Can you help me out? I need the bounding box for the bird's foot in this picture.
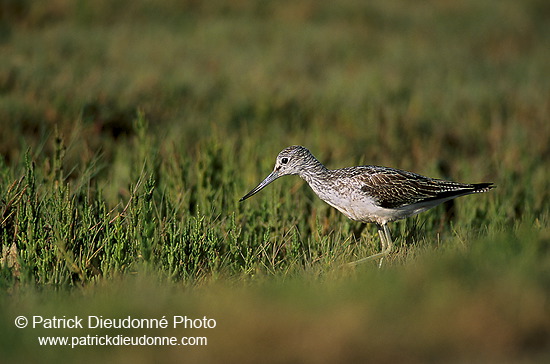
[346,250,389,268]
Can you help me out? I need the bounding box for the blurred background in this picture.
[1,0,548,178]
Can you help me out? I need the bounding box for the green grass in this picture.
[1,0,549,362]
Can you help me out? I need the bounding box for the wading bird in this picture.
[240,146,494,266]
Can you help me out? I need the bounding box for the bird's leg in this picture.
[383,224,393,253]
[377,224,393,268]
[378,224,387,252]
[346,223,391,267]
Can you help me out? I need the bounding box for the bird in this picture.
[239,145,494,266]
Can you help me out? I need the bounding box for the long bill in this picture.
[239,170,280,202]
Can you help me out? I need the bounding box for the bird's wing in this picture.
[356,167,475,209]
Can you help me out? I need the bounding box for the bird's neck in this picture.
[299,160,329,185]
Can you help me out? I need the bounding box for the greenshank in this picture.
[240,146,494,266]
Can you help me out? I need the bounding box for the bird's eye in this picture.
[281,157,289,164]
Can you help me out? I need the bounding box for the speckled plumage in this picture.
[240,145,494,266]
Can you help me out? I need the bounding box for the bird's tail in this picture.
[471,183,495,193]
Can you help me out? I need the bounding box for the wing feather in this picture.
[354,167,490,209]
